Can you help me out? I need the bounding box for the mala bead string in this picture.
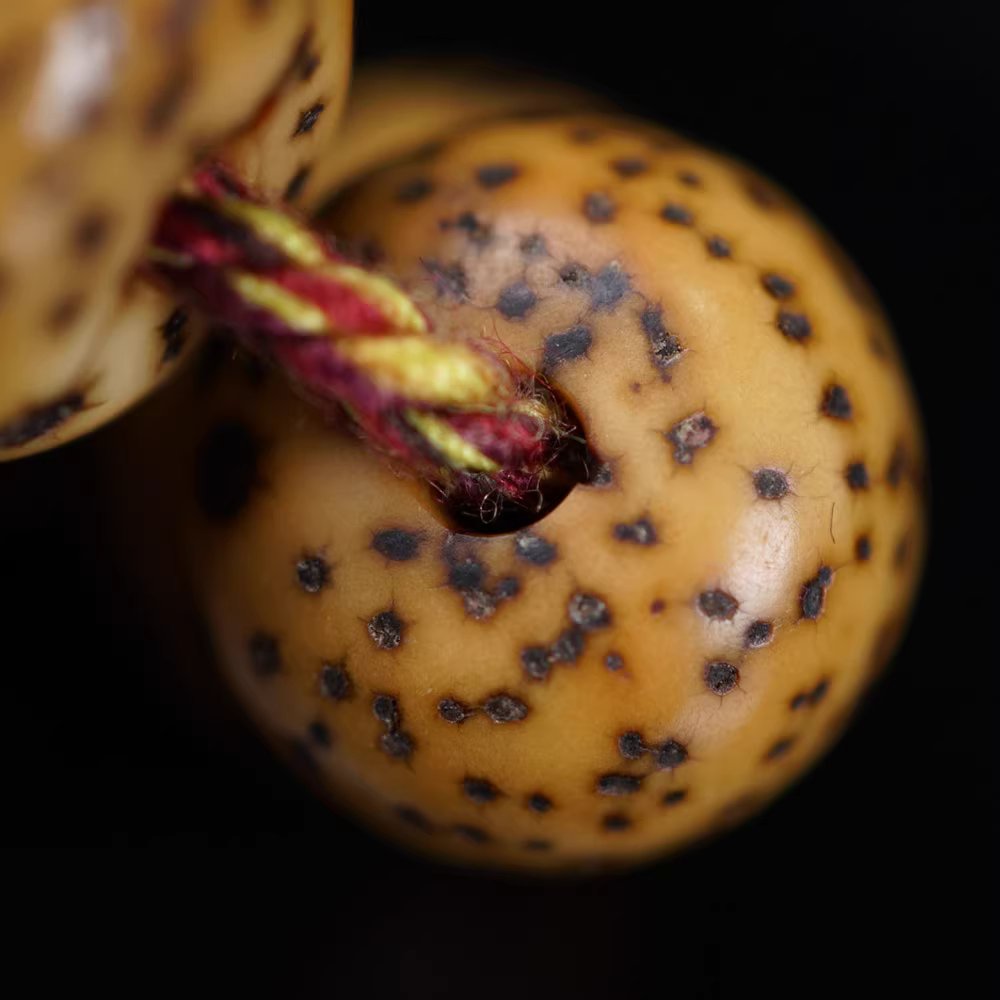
[148,163,570,508]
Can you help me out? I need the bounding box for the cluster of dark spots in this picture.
[442,211,492,247]
[602,813,631,831]
[422,259,468,300]
[569,593,611,630]
[613,518,657,545]
[319,662,352,701]
[453,824,491,844]
[520,233,548,256]
[160,307,188,363]
[72,209,112,256]
[761,273,796,300]
[666,412,717,465]
[543,326,592,370]
[496,282,537,320]
[463,777,501,804]
[765,737,796,761]
[846,462,870,490]
[706,235,732,259]
[295,553,330,593]
[476,163,519,188]
[800,566,833,620]
[821,384,853,420]
[0,392,85,449]
[372,693,415,760]
[307,720,331,748]
[611,157,648,177]
[367,610,404,649]
[46,291,85,334]
[527,793,554,814]
[143,62,192,136]
[744,620,774,649]
[248,632,281,678]
[372,528,423,562]
[641,307,683,373]
[790,677,830,711]
[395,805,433,832]
[604,652,625,672]
[523,839,553,851]
[662,789,688,807]
[443,540,517,620]
[195,421,261,520]
[590,263,631,310]
[292,101,325,137]
[678,170,701,186]
[777,311,812,342]
[698,589,739,621]
[752,467,789,500]
[704,660,739,696]
[515,531,557,566]
[855,534,872,562]
[395,177,434,203]
[661,203,694,226]
[583,192,616,223]
[597,774,643,796]
[887,443,909,488]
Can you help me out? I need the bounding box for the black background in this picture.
[0,1,992,996]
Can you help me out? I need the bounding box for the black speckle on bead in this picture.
[662,789,688,806]
[613,518,658,546]
[543,326,592,370]
[307,720,331,748]
[706,235,732,259]
[515,532,557,566]
[520,233,548,256]
[0,392,86,450]
[583,192,616,223]
[611,157,648,177]
[283,165,312,203]
[777,311,812,342]
[367,610,404,650]
[496,577,520,600]
[448,556,486,592]
[678,170,701,186]
[650,598,667,615]
[590,263,631,311]
[450,211,492,246]
[476,163,519,188]
[248,632,280,677]
[704,660,739,696]
[661,203,694,225]
[605,652,625,672]
[438,698,473,724]
[381,730,414,760]
[765,737,796,761]
[549,626,586,665]
[527,793,553,814]
[521,646,551,681]
[463,588,498,621]
[855,534,872,562]
[319,662,352,701]
[800,567,832,620]
[698,589,739,621]
[453,824,491,844]
[655,739,688,770]
[744,620,774,648]
[422,259,468,300]
[372,694,400,728]
[372,528,422,562]
[569,593,611,630]
[559,262,590,289]
[597,774,643,796]
[396,177,434,203]
[483,693,529,724]
[463,777,501,804]
[666,412,716,465]
[618,731,646,760]
[588,461,614,488]
[790,691,810,711]
[497,282,537,320]
[810,678,830,705]
[641,307,683,373]
[292,101,324,137]
[395,805,433,832]
[296,553,330,593]
[752,468,789,500]
[761,273,796,299]
[195,421,261,521]
[846,462,870,490]
[160,307,188,363]
[821,384,853,420]
[602,813,631,831]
